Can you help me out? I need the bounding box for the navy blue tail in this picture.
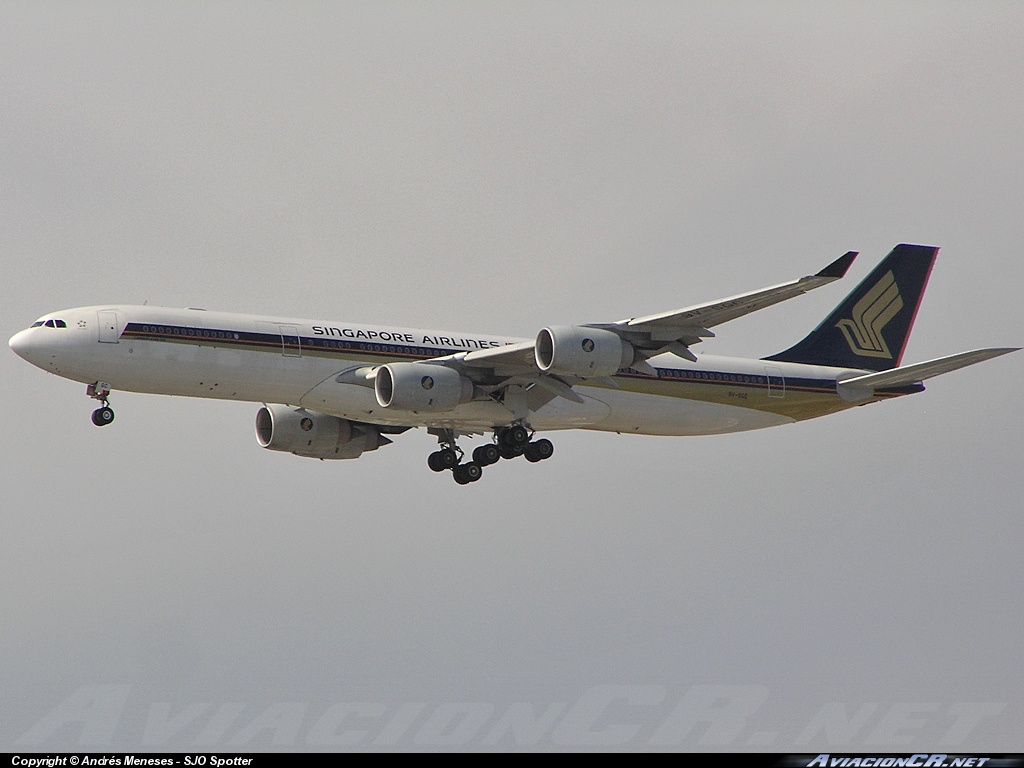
[765,244,938,371]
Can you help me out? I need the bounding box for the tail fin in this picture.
[765,244,938,371]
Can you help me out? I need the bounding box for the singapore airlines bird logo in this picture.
[836,270,903,358]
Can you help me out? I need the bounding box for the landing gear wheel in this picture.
[437,448,459,470]
[91,406,114,427]
[427,451,447,472]
[473,444,500,467]
[523,438,554,463]
[505,425,530,448]
[453,462,482,485]
[499,443,524,460]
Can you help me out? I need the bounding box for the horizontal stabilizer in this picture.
[837,348,1019,398]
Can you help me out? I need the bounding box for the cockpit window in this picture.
[55,319,67,328]
[31,321,44,328]
[44,319,55,328]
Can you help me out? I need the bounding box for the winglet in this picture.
[816,251,858,279]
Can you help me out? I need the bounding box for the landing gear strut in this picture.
[87,382,115,427]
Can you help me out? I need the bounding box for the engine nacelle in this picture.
[255,405,385,460]
[535,326,634,378]
[374,362,474,412]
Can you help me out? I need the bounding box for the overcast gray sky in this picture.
[2,1,1023,752]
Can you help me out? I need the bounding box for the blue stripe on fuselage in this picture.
[121,322,917,398]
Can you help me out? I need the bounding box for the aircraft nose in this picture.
[8,329,33,361]
[8,327,55,369]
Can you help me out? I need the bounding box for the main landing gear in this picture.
[495,425,554,463]
[426,425,554,485]
[427,429,482,485]
[87,381,115,427]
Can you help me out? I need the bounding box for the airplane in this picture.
[9,244,1018,485]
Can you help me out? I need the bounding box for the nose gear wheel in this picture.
[91,406,115,427]
[86,382,115,427]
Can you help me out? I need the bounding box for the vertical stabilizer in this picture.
[765,244,938,371]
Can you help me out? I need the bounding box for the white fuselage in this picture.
[9,305,882,436]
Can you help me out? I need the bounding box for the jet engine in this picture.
[535,326,634,378]
[374,362,475,412]
[255,404,387,460]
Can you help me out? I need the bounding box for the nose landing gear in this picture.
[87,381,115,427]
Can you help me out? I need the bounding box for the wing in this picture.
[449,342,577,410]
[584,251,858,360]
[358,251,859,407]
[623,251,857,331]
[460,340,537,374]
